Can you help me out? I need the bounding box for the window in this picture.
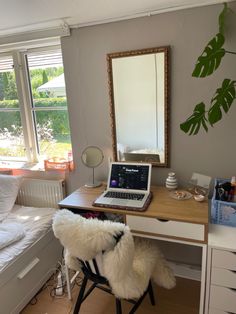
[0,55,27,160]
[0,46,72,164]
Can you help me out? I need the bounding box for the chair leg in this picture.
[129,281,155,314]
[116,298,122,314]
[73,277,88,314]
[148,281,155,306]
[129,290,148,314]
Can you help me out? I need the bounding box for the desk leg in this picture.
[199,244,207,314]
[204,247,212,314]
[65,265,80,300]
[65,264,72,300]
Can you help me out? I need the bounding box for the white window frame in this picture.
[0,43,67,163]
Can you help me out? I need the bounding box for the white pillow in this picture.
[0,175,23,222]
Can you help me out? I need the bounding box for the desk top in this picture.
[59,184,209,225]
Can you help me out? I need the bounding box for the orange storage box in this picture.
[44,158,74,171]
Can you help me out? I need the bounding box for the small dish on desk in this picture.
[194,194,205,202]
[170,190,192,200]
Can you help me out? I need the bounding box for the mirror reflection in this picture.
[107,47,169,167]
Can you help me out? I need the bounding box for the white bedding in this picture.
[0,223,25,250]
[0,205,57,272]
[130,148,164,162]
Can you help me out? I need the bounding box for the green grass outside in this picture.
[0,141,72,160]
[40,141,72,159]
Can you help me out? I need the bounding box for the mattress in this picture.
[0,205,57,272]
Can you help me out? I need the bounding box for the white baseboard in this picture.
[168,261,201,281]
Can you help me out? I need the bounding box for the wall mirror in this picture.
[107,46,170,167]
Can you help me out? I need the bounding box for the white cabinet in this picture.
[205,224,236,314]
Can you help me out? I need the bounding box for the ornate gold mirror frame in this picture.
[107,46,170,167]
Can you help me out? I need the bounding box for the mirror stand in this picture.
[85,167,102,188]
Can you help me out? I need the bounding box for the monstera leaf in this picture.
[192,33,225,77]
[180,3,236,136]
[218,3,228,34]
[208,79,236,125]
[180,102,208,135]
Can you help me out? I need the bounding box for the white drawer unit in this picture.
[209,285,236,313]
[126,215,205,241]
[205,225,236,314]
[211,267,236,289]
[212,249,236,271]
[209,308,235,314]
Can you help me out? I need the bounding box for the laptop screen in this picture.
[108,163,151,191]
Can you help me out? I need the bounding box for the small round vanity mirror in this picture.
[81,146,104,188]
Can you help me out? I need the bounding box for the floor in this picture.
[21,276,200,314]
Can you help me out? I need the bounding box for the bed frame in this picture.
[0,178,65,314]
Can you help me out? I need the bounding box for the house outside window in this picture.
[0,45,72,165]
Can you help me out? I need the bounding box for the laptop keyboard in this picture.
[104,191,145,201]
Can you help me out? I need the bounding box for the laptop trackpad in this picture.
[111,199,128,206]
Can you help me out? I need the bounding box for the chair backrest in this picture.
[78,230,124,285]
[80,258,108,285]
[53,209,129,263]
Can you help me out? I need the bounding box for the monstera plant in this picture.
[180,3,236,135]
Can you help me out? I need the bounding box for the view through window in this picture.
[0,46,72,164]
[0,55,27,160]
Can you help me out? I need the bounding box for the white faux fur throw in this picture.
[53,209,176,299]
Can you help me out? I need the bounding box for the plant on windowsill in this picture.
[180,3,236,135]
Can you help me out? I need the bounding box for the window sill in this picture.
[0,160,73,173]
[0,161,45,172]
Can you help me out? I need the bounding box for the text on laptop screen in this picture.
[109,164,149,191]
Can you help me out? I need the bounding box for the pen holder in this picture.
[211,178,236,228]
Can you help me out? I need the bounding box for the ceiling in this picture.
[0,0,227,36]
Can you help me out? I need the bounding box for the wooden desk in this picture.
[59,184,209,314]
[59,184,208,243]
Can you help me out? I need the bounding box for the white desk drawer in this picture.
[209,308,234,314]
[212,249,236,271]
[126,215,205,241]
[209,285,236,313]
[211,267,236,289]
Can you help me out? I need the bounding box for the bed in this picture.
[123,152,160,163]
[0,175,65,314]
[117,143,164,163]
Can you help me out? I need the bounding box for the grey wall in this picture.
[61,2,236,193]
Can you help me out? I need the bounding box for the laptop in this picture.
[93,162,152,209]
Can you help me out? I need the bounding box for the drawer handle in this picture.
[17,257,40,279]
[229,287,236,292]
[156,219,169,222]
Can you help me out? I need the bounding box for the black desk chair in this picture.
[53,209,176,314]
[74,250,155,313]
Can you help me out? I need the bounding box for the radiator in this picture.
[16,178,65,208]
